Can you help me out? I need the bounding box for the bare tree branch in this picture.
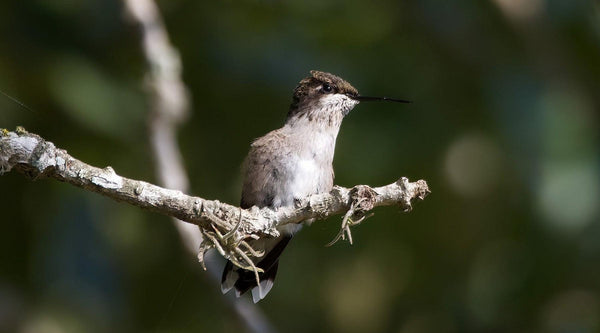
[1,128,430,271]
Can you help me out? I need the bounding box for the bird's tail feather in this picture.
[221,235,292,303]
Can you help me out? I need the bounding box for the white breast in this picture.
[271,126,336,209]
[290,158,322,199]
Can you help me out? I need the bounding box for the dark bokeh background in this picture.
[1,1,599,332]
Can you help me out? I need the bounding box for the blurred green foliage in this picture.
[1,0,599,332]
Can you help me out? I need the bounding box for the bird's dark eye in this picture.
[322,83,333,93]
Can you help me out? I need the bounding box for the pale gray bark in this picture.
[1,129,429,237]
[0,128,430,276]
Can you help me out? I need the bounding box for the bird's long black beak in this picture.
[351,95,412,103]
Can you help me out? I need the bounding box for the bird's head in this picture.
[287,70,410,125]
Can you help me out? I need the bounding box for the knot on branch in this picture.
[351,185,377,211]
[397,177,431,212]
[414,179,431,200]
[326,185,377,246]
[0,127,69,180]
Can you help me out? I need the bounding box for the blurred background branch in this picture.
[122,0,275,332]
[124,0,195,249]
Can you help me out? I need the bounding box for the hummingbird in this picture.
[221,70,409,302]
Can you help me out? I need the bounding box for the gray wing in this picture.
[240,129,294,209]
